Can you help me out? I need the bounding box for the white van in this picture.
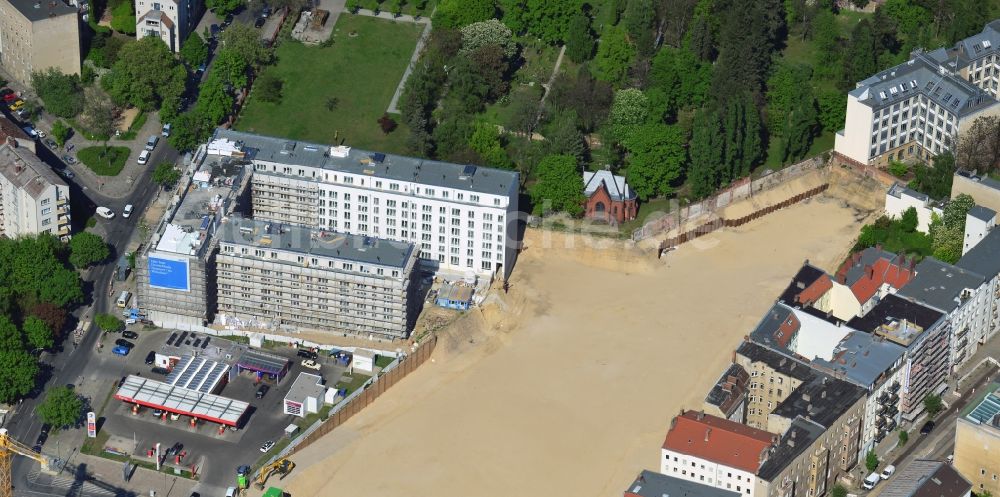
[116,290,131,308]
[225,487,237,497]
[881,465,896,479]
[862,472,881,490]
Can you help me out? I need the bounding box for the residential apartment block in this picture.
[137,149,251,330]
[954,384,1000,496]
[848,294,951,421]
[661,410,778,497]
[211,129,520,280]
[834,20,1000,167]
[897,258,989,371]
[0,142,71,240]
[734,342,817,432]
[216,215,418,339]
[955,229,1000,355]
[0,0,81,86]
[135,0,200,52]
[884,183,942,234]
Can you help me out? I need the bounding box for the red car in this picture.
[1,93,17,103]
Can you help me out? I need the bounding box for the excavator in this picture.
[0,428,56,497]
[254,459,295,489]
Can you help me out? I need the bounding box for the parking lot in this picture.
[100,327,354,490]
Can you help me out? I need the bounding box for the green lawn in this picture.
[236,15,422,153]
[334,373,371,395]
[374,354,395,368]
[620,197,673,235]
[77,146,130,176]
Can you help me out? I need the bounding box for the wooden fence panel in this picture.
[290,336,438,454]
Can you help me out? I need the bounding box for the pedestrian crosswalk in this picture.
[26,469,118,497]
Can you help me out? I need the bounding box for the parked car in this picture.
[162,123,171,137]
[44,138,57,148]
[9,99,24,111]
[296,349,317,359]
[115,338,134,348]
[123,204,134,218]
[122,330,139,339]
[21,126,37,138]
[16,108,30,119]
[862,472,880,490]
[209,24,220,38]
[151,366,171,375]
[262,5,271,17]
[34,424,50,453]
[62,154,76,165]
[112,345,130,356]
[920,420,936,434]
[301,359,321,370]
[137,149,151,165]
[145,350,156,365]
[254,16,266,28]
[153,409,164,417]
[57,168,74,179]
[255,384,269,399]
[96,206,115,219]
[259,440,275,453]
[145,135,159,151]
[880,465,896,480]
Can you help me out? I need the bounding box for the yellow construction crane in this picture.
[254,459,295,489]
[0,428,52,497]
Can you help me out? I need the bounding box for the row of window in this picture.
[256,164,505,206]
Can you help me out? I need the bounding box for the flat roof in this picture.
[114,375,249,426]
[771,373,866,428]
[220,215,415,268]
[285,372,326,402]
[624,470,742,497]
[962,383,1000,424]
[957,229,1000,279]
[847,294,945,343]
[213,128,519,196]
[968,205,996,222]
[7,0,77,22]
[237,349,289,376]
[165,356,229,394]
[888,182,930,203]
[897,258,985,313]
[811,331,906,387]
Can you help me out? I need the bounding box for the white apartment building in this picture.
[211,129,520,281]
[135,0,199,52]
[0,142,71,240]
[885,182,943,233]
[661,410,777,497]
[216,215,419,339]
[835,21,1000,168]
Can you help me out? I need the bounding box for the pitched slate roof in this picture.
[778,263,833,307]
[584,170,635,201]
[880,460,972,497]
[662,410,777,474]
[836,247,915,306]
[967,205,996,222]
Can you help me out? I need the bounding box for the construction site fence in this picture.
[658,184,830,252]
[287,335,438,456]
[633,156,825,241]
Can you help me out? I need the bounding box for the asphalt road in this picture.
[6,139,179,496]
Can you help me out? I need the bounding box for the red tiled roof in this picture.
[796,274,833,306]
[662,411,778,474]
[849,258,914,305]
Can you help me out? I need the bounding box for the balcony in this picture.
[58,225,70,236]
[890,382,901,393]
[57,197,67,206]
[876,417,886,428]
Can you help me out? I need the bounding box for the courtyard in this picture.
[235,14,423,153]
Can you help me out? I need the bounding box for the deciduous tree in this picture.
[31,68,83,118]
[207,0,241,16]
[220,23,273,69]
[923,393,943,417]
[622,123,686,199]
[94,313,123,333]
[688,109,724,198]
[69,232,110,269]
[460,19,517,59]
[499,0,578,44]
[37,386,83,429]
[27,302,68,339]
[102,37,186,112]
[179,32,209,68]
[592,24,635,87]
[0,350,38,403]
[608,88,649,144]
[530,154,584,215]
[433,0,495,29]
[152,162,182,188]
[51,120,72,147]
[955,116,1000,174]
[468,122,511,169]
[865,450,879,472]
[564,11,595,63]
[22,316,53,351]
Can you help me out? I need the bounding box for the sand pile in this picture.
[281,193,873,497]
